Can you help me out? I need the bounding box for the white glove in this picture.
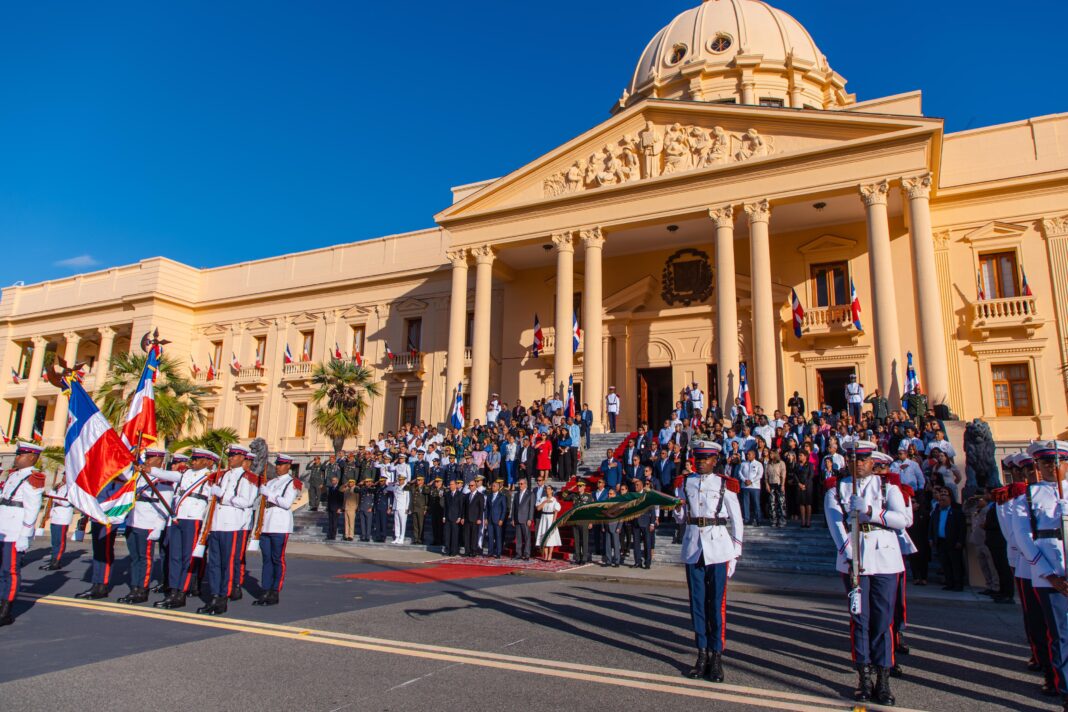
[15,537,29,553]
[211,485,223,498]
[259,486,269,497]
[848,496,866,514]
[1057,499,1068,517]
[727,558,737,578]
[841,542,853,561]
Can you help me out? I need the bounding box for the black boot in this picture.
[874,667,896,706]
[1043,672,1059,697]
[1061,693,1068,712]
[253,589,279,607]
[74,584,108,600]
[706,650,724,683]
[196,596,227,616]
[229,587,243,601]
[188,580,201,597]
[854,664,873,702]
[117,587,148,604]
[685,649,708,679]
[38,561,61,571]
[895,633,910,655]
[151,583,168,594]
[0,601,13,626]
[890,664,903,678]
[154,591,186,610]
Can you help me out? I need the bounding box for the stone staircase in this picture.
[578,432,630,474]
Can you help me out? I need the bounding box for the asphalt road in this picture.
[0,541,1052,712]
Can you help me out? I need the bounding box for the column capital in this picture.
[471,244,496,265]
[63,331,81,343]
[31,335,47,347]
[579,227,605,249]
[743,199,771,224]
[708,205,735,228]
[446,248,468,267]
[859,179,891,207]
[551,231,575,253]
[1041,215,1068,240]
[901,172,932,200]
[97,325,114,339]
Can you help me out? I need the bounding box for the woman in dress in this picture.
[535,485,562,561]
[535,433,553,479]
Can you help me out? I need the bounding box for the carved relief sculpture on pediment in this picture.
[543,122,776,198]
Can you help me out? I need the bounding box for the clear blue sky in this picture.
[1,1,1064,287]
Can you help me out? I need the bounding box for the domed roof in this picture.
[619,0,851,112]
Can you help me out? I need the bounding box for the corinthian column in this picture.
[553,232,575,398]
[444,249,469,416]
[901,173,949,406]
[860,179,903,402]
[581,228,605,433]
[745,199,779,412]
[19,336,47,440]
[710,206,739,408]
[469,246,494,423]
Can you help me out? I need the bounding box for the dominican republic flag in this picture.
[283,344,294,364]
[0,425,8,444]
[230,352,241,372]
[566,374,576,419]
[385,341,395,361]
[333,342,344,360]
[450,383,465,429]
[904,351,919,398]
[206,355,216,382]
[301,344,310,362]
[121,346,159,449]
[190,357,200,378]
[850,279,863,330]
[64,378,136,524]
[1022,269,1033,296]
[738,363,752,414]
[976,269,986,301]
[32,424,43,443]
[532,314,544,358]
[10,367,20,385]
[408,341,419,358]
[791,289,805,338]
[572,312,581,352]
[353,346,363,367]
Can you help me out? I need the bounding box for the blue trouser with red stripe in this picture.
[49,523,69,564]
[238,529,250,585]
[843,573,897,667]
[0,542,20,603]
[1019,576,1052,673]
[125,527,155,590]
[1038,587,1068,694]
[90,522,117,586]
[685,559,728,652]
[207,530,241,598]
[260,533,289,592]
[167,519,202,593]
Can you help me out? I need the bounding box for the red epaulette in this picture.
[881,472,902,488]
[27,470,46,488]
[673,475,685,490]
[823,476,838,493]
[291,477,304,490]
[723,477,741,495]
[898,484,915,507]
[243,471,259,485]
[1009,482,1028,499]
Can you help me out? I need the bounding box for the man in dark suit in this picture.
[672,425,690,462]
[624,454,643,483]
[442,480,465,556]
[600,450,622,491]
[654,448,676,492]
[463,480,486,556]
[929,487,966,591]
[484,480,508,558]
[511,478,535,559]
[580,403,594,449]
[630,478,656,569]
[325,477,344,541]
[517,436,533,488]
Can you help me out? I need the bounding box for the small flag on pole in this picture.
[385,341,395,361]
[976,269,986,301]
[450,383,465,429]
[283,344,294,365]
[230,353,241,372]
[791,289,805,338]
[572,312,581,352]
[738,363,752,414]
[32,424,43,443]
[904,351,919,400]
[10,367,21,385]
[190,357,200,378]
[567,374,576,419]
[1022,268,1033,297]
[0,425,8,444]
[333,342,343,360]
[532,314,544,358]
[353,346,363,367]
[850,279,863,331]
[206,355,216,382]
[121,346,159,449]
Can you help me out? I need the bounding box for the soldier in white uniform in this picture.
[153,448,218,610]
[1011,440,1068,707]
[118,447,175,604]
[253,454,301,606]
[873,450,917,678]
[680,440,743,683]
[0,442,45,627]
[39,473,74,571]
[605,386,620,433]
[197,445,257,616]
[390,473,411,544]
[845,374,864,423]
[825,439,909,706]
[690,381,704,416]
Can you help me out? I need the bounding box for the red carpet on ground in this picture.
[336,563,518,584]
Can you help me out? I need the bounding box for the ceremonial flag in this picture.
[333,342,344,360]
[121,346,159,449]
[976,269,986,301]
[64,379,136,524]
[739,362,752,413]
[1022,269,1033,296]
[283,344,294,364]
[32,424,43,443]
[532,314,544,358]
[567,374,576,419]
[450,383,465,429]
[385,341,395,361]
[572,312,581,352]
[353,346,363,367]
[791,289,805,338]
[230,352,241,372]
[301,344,310,362]
[538,489,681,547]
[206,355,216,382]
[904,351,919,401]
[0,425,8,444]
[850,279,863,330]
[10,367,20,385]
[190,357,200,378]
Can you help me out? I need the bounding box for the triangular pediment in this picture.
[798,234,858,254]
[437,99,940,223]
[200,323,228,336]
[605,276,657,314]
[393,298,428,314]
[291,311,323,326]
[338,305,371,319]
[962,221,1029,244]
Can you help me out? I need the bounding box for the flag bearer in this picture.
[75,485,122,600]
[0,442,45,627]
[197,445,256,616]
[153,448,217,610]
[681,440,742,683]
[118,447,175,604]
[253,454,301,607]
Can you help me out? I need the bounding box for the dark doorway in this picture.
[637,367,673,428]
[707,364,719,412]
[817,367,856,413]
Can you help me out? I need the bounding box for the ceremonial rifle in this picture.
[193,465,220,559]
[35,471,61,536]
[848,446,863,616]
[130,431,176,520]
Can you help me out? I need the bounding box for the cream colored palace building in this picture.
[2,0,1067,454]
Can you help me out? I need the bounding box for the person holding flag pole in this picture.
[117,446,176,604]
[0,441,46,626]
[450,383,465,430]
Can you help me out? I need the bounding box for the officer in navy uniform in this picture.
[253,454,301,606]
[118,447,175,604]
[825,439,909,706]
[681,440,743,683]
[197,444,256,616]
[153,448,217,609]
[1011,440,1068,709]
[0,442,45,627]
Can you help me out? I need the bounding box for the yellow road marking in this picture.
[25,593,922,712]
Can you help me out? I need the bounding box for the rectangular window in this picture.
[405,318,422,355]
[211,341,223,370]
[759,97,784,107]
[979,251,1020,299]
[400,396,418,428]
[247,405,260,438]
[9,402,23,438]
[294,403,307,437]
[300,331,314,361]
[810,262,849,308]
[991,363,1034,416]
[350,325,365,358]
[204,407,215,429]
[254,336,267,368]
[465,312,474,348]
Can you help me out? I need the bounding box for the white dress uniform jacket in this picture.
[128,470,176,537]
[1011,482,1067,587]
[47,482,75,527]
[998,491,1029,574]
[157,467,213,521]
[680,474,743,574]
[690,389,704,413]
[260,474,301,534]
[0,468,45,548]
[212,467,257,532]
[825,475,908,576]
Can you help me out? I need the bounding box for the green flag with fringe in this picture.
[538,489,681,547]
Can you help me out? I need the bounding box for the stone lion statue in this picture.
[964,418,998,488]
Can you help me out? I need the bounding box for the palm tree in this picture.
[311,359,381,455]
[169,427,240,461]
[96,352,209,445]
